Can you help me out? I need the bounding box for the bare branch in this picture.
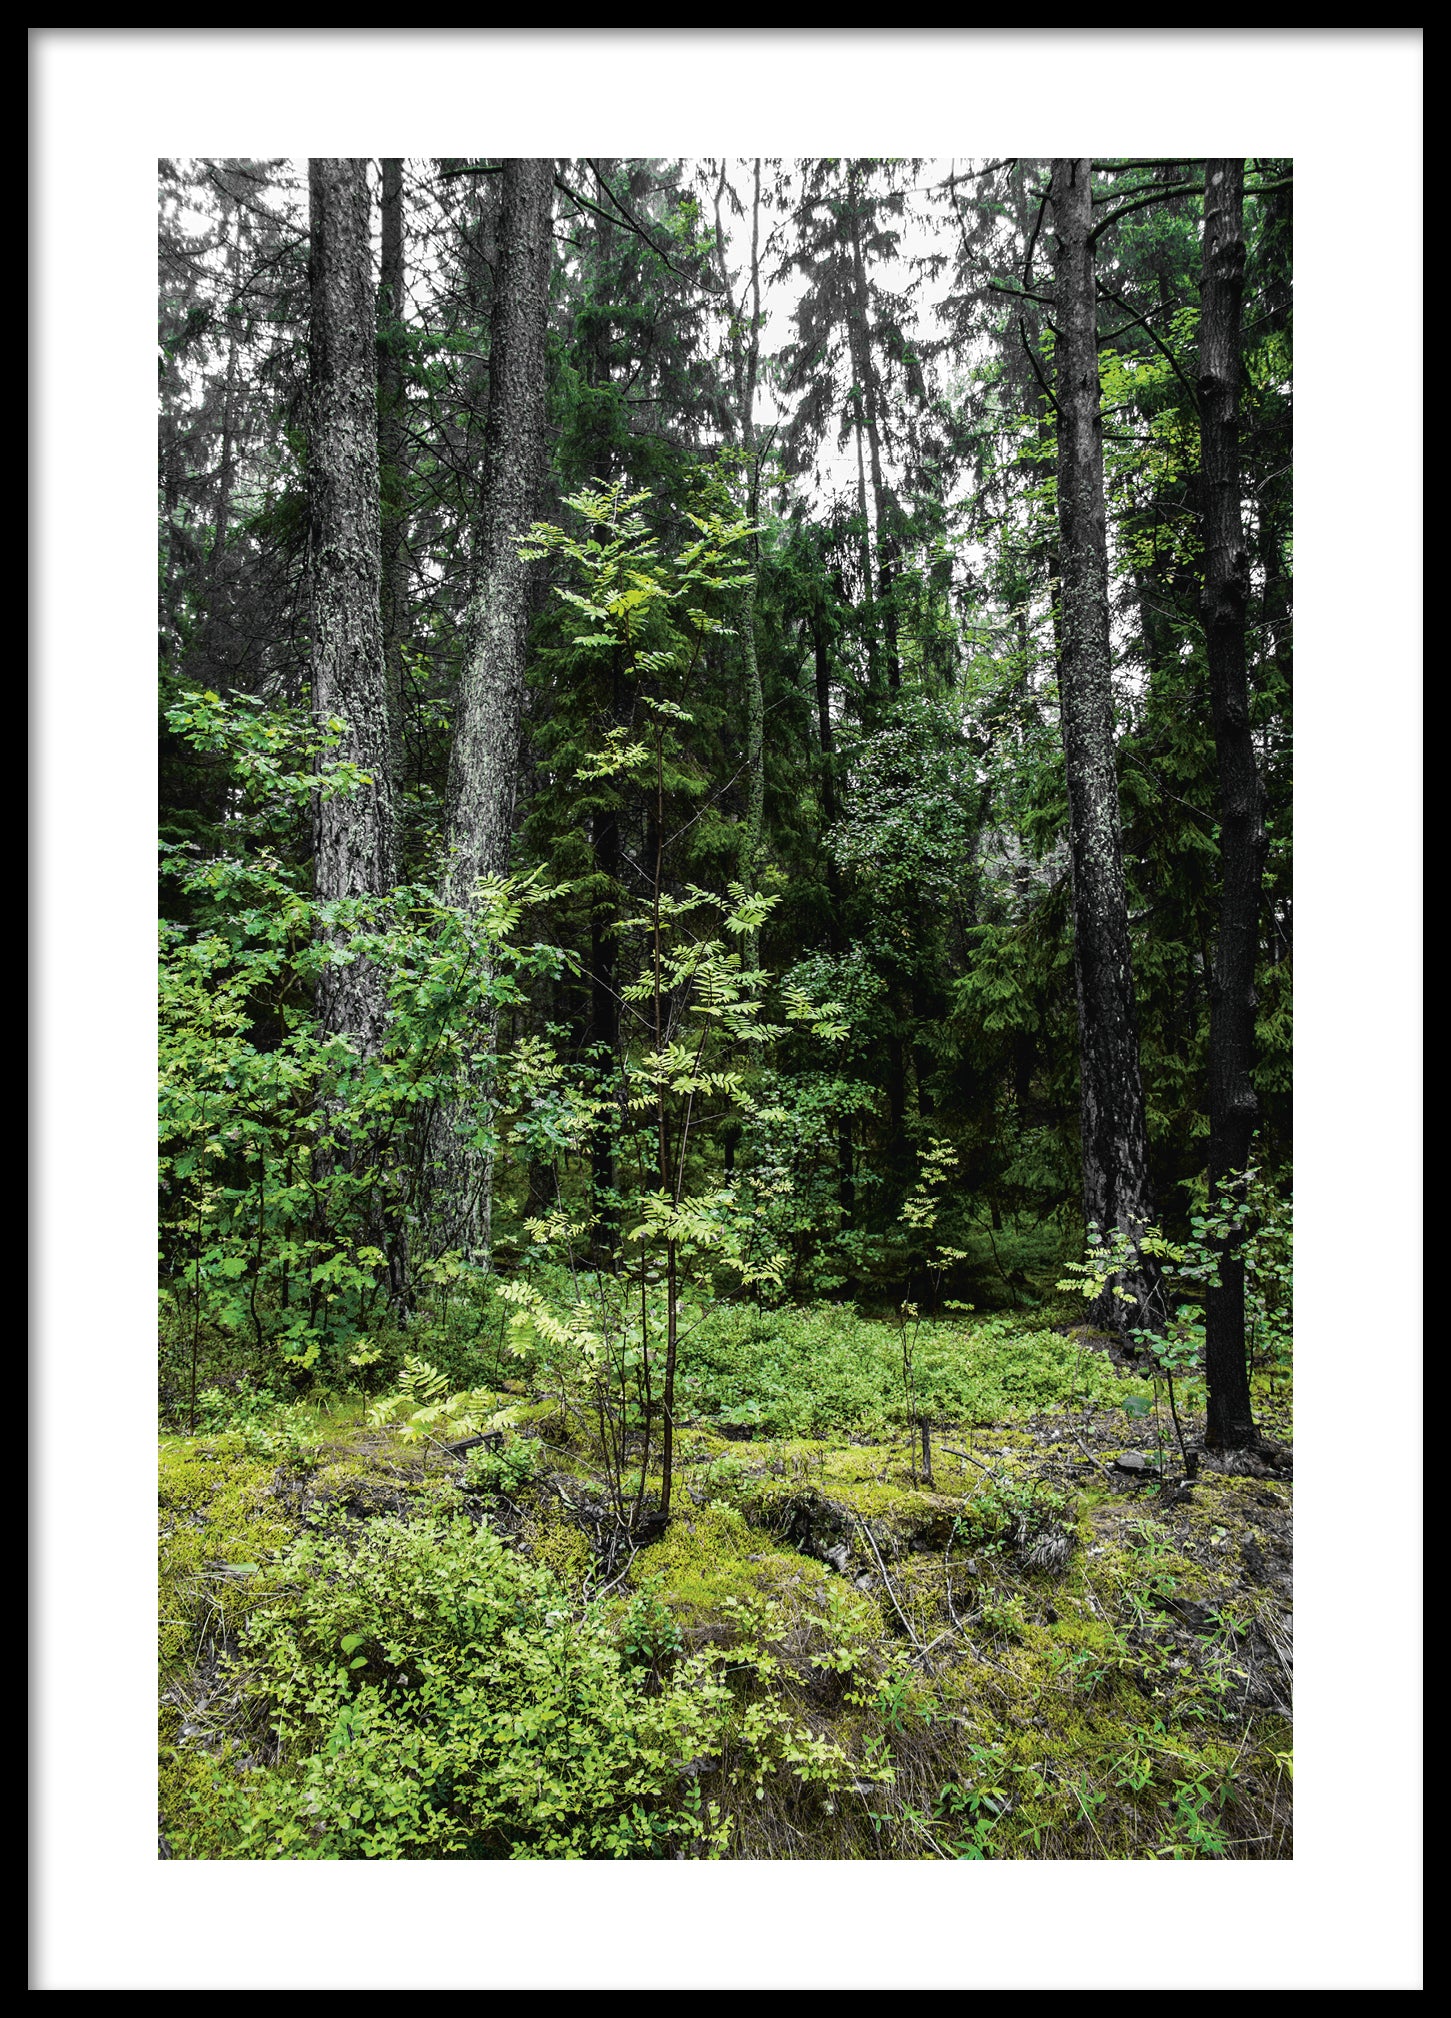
[1088,182,1201,243]
[1023,171,1052,290]
[1096,279,1200,412]
[1019,316,1061,419]
[586,160,717,293]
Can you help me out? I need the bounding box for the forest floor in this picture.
[159,1320,1292,1861]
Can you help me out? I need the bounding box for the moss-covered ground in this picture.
[160,1312,1292,1861]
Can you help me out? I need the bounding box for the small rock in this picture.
[1111,1453,1156,1475]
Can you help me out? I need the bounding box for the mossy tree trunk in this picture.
[1048,158,1162,1335]
[846,162,900,699]
[307,157,404,1301]
[436,157,554,1268]
[307,157,397,1050]
[377,157,410,792]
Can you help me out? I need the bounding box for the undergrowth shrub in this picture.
[170,1384,327,1462]
[173,1511,732,1860]
[682,1304,1123,1436]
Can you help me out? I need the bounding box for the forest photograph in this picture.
[153,145,1297,1868]
[28,21,1423,1997]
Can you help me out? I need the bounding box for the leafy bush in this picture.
[364,1355,517,1449]
[680,1303,1123,1437]
[158,689,571,1409]
[463,1435,541,1498]
[176,1383,325,1461]
[174,1511,731,1860]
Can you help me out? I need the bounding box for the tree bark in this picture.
[377,157,410,794]
[1049,159,1162,1333]
[811,606,854,1227]
[437,157,554,1266]
[813,611,841,842]
[444,157,554,906]
[846,164,901,696]
[711,160,766,964]
[307,157,405,1306]
[307,158,397,1054]
[589,793,621,1243]
[1199,160,1269,1448]
[739,165,766,965]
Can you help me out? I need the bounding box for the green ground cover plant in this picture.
[155,156,1297,1870]
[161,1299,1291,1863]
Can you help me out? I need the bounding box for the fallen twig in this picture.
[852,1513,932,1667]
[940,1444,1006,1483]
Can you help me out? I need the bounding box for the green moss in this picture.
[159,1436,292,1672]
[157,1378,1291,1863]
[304,1457,453,1517]
[527,1509,594,1594]
[637,1501,816,1616]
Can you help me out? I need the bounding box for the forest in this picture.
[156,152,1295,1865]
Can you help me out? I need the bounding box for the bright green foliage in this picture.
[492,869,846,1518]
[158,160,1294,1868]
[463,1434,541,1499]
[493,485,851,1517]
[161,1290,1292,1865]
[1056,1160,1292,1381]
[675,1304,1124,1439]
[364,1355,518,1449]
[173,1510,733,1859]
[1057,1157,1294,1465]
[158,690,573,1409]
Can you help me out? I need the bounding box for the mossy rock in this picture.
[720,1438,1070,1574]
[637,1501,813,1615]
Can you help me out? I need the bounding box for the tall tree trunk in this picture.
[444,157,553,905]
[851,424,881,701]
[377,157,410,796]
[1200,160,1269,1449]
[589,791,621,1245]
[437,157,554,1266]
[811,609,853,1228]
[813,610,840,843]
[846,164,900,695]
[738,164,766,966]
[198,219,244,685]
[711,160,766,961]
[307,157,396,1053]
[1048,158,1162,1333]
[307,158,403,1303]
[584,215,622,1251]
